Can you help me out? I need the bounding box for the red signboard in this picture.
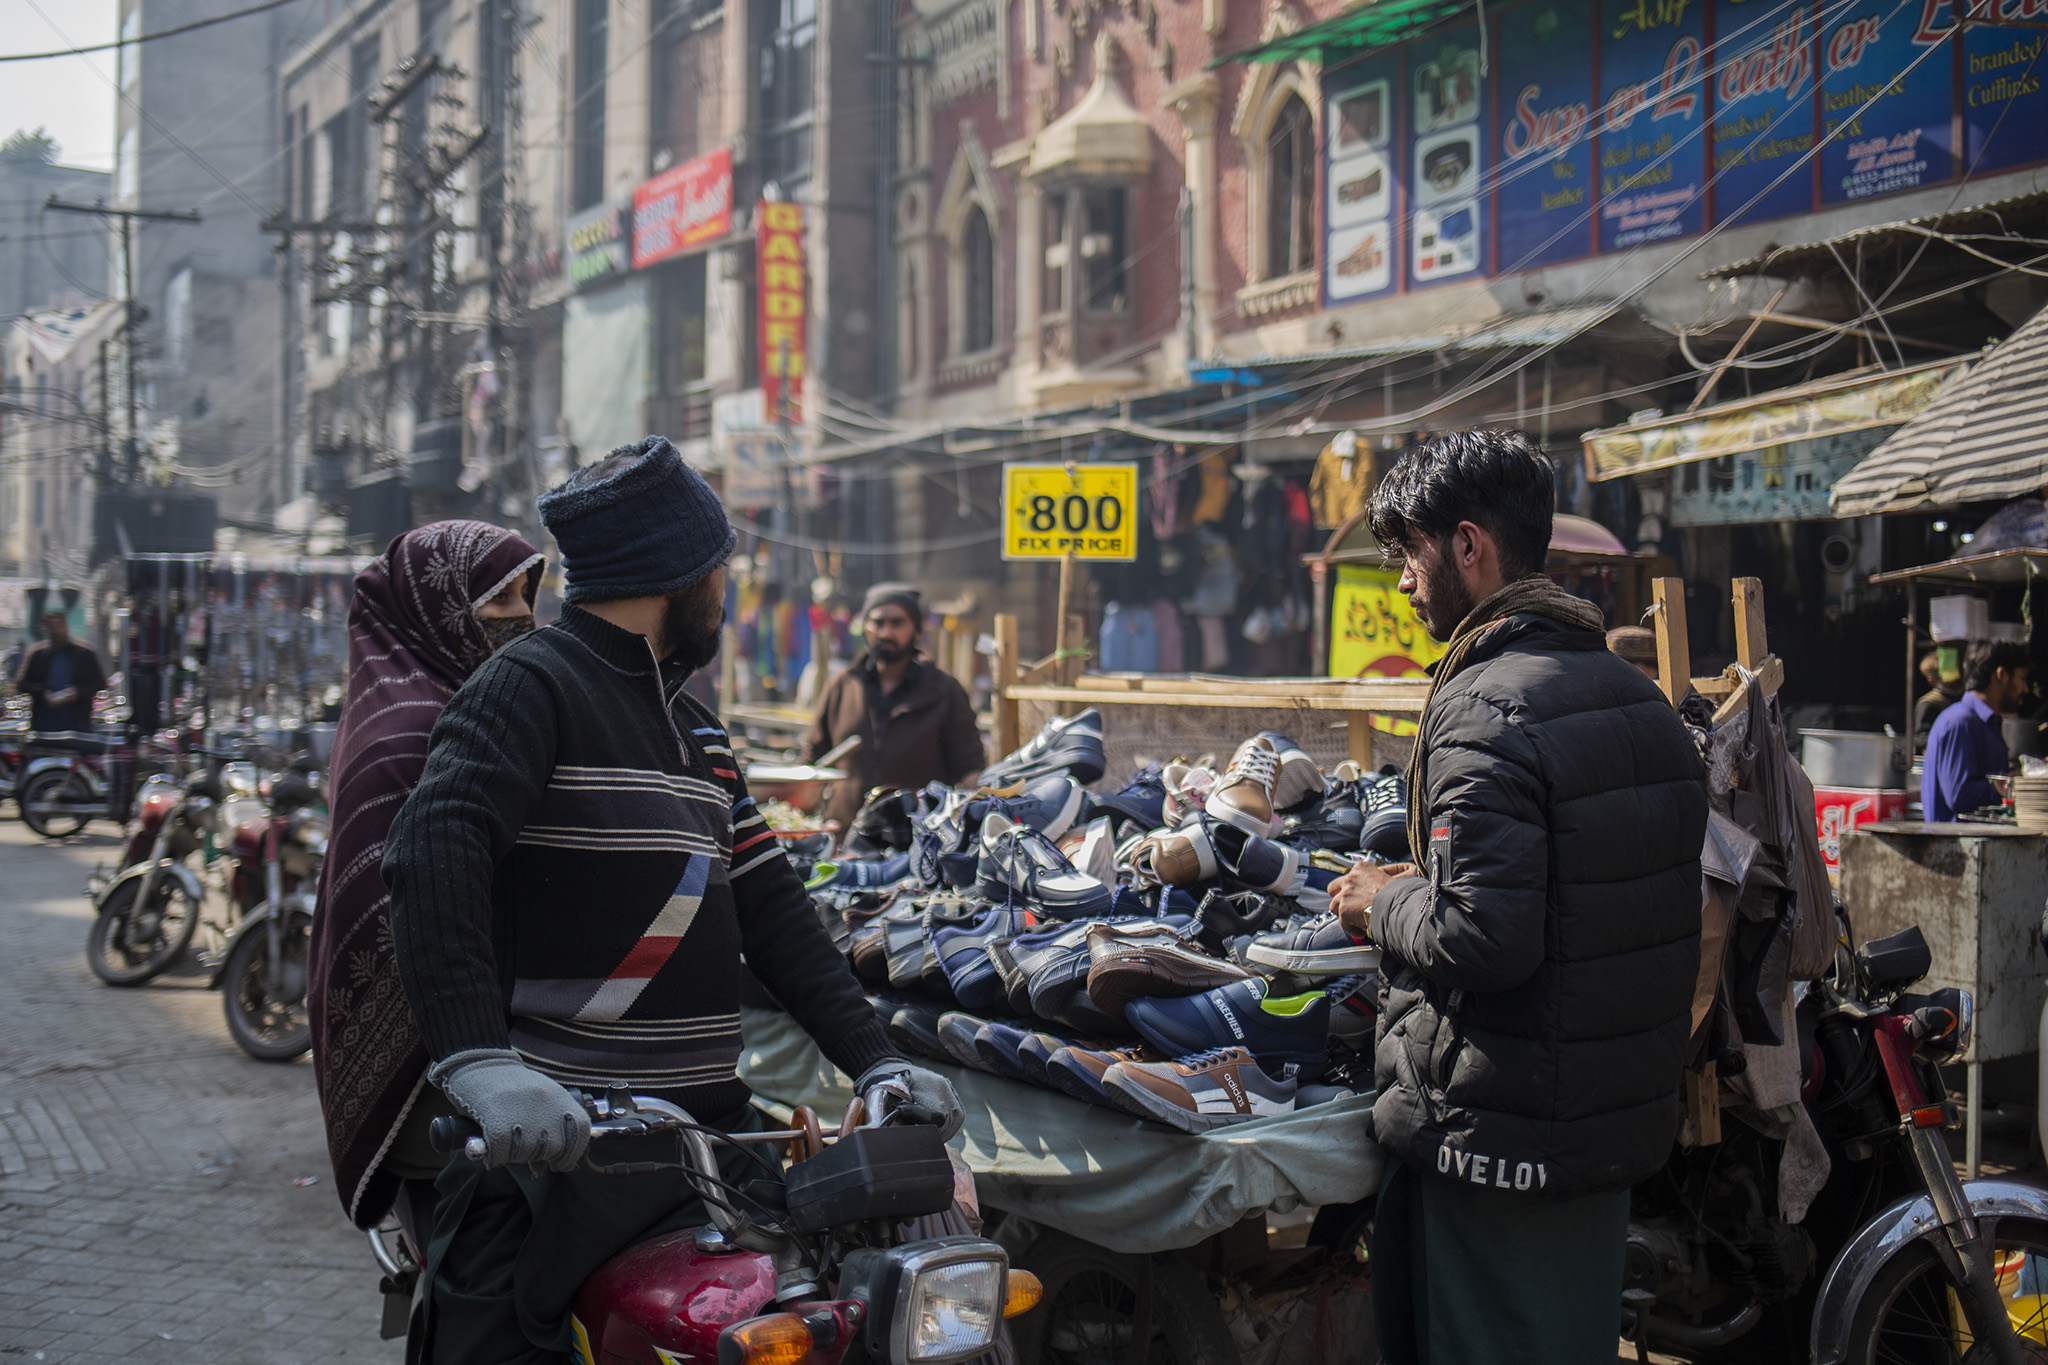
[1814,786,1909,874]
[757,200,805,422]
[631,148,732,269]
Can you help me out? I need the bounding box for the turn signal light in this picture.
[1912,1104,1949,1128]
[717,1312,813,1365]
[1003,1269,1043,1318]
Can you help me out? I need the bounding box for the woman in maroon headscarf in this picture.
[309,520,543,1234]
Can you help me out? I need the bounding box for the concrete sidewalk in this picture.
[0,818,401,1364]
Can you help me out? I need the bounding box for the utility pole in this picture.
[44,196,202,482]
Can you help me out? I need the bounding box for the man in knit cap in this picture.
[383,436,961,1363]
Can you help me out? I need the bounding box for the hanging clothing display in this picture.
[1310,435,1377,529]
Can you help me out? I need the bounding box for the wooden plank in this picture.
[1652,577,1691,709]
[1072,674,1146,691]
[1733,577,1768,669]
[1005,685,1431,712]
[1711,654,1784,726]
[993,614,1021,757]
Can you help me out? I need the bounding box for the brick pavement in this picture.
[0,818,402,1364]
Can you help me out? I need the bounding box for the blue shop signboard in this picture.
[1598,0,1710,251]
[1498,0,1598,268]
[1819,0,1955,203]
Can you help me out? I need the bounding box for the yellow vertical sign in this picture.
[1329,563,1445,679]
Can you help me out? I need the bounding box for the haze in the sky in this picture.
[0,1,118,170]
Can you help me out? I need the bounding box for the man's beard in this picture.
[661,588,725,672]
[868,637,910,664]
[1414,550,1476,641]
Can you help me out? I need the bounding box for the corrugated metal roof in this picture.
[1703,190,2048,281]
[1830,303,2048,515]
[1201,301,1623,370]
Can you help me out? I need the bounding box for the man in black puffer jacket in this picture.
[1330,429,1706,1365]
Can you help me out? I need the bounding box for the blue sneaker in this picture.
[806,853,913,890]
[968,1017,1040,1083]
[1087,769,1168,834]
[935,908,1035,1012]
[1012,1029,1068,1086]
[1124,978,1331,1070]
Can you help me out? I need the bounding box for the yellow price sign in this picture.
[1002,463,1138,561]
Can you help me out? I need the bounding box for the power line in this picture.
[0,0,299,64]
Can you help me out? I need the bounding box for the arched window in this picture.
[1265,95,1316,279]
[962,205,995,353]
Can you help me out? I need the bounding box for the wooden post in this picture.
[1732,576,1767,669]
[1651,577,1691,707]
[992,613,1021,757]
[1686,1064,1723,1146]
[1053,550,1079,672]
[1347,711,1376,769]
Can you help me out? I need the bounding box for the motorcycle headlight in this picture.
[839,1236,1007,1365]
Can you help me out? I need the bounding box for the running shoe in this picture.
[1124,977,1331,1070]
[1046,1042,1161,1114]
[806,853,913,890]
[982,708,1107,788]
[886,1001,953,1064]
[967,1017,1042,1084]
[1102,1047,1300,1132]
[977,812,1113,919]
[1242,911,1380,976]
[1358,766,1410,862]
[934,906,1035,1012]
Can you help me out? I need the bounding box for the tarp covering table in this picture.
[739,1007,1382,1254]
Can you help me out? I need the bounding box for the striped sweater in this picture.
[385,606,897,1120]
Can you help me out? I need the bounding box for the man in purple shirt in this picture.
[1923,641,2034,821]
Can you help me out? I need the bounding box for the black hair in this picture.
[1366,428,1556,579]
[1968,641,2034,691]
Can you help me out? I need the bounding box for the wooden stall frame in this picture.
[993,574,1782,1150]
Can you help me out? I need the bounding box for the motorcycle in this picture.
[215,759,326,1062]
[365,1076,1038,1365]
[83,768,220,986]
[17,730,169,839]
[1622,918,2048,1364]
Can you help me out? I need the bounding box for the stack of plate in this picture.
[2012,774,2048,831]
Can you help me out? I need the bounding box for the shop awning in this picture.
[1581,359,1964,482]
[1212,0,1475,66]
[1200,302,1622,371]
[1703,190,2048,282]
[1830,304,2048,516]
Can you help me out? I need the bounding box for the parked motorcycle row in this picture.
[23,727,329,1065]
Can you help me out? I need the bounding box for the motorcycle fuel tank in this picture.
[570,1234,779,1365]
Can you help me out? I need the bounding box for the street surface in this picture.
[0,819,401,1364]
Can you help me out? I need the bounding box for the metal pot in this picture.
[1800,729,1905,789]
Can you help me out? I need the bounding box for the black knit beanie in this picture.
[537,435,738,604]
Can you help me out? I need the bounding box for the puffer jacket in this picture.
[1370,612,1707,1199]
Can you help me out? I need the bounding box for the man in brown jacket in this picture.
[807,583,984,829]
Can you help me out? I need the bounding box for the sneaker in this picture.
[1085,922,1252,1020]
[848,922,891,985]
[1013,1030,1068,1087]
[935,907,1035,1012]
[1087,769,1168,835]
[967,1017,1041,1083]
[1128,820,1217,887]
[1287,765,1365,852]
[1242,912,1381,975]
[806,853,912,890]
[848,787,916,853]
[886,1001,953,1063]
[1066,816,1118,885]
[1358,767,1410,862]
[1047,1043,1161,1114]
[1206,734,1323,837]
[1197,888,1289,948]
[1125,977,1331,1070]
[1161,762,1220,826]
[1013,920,1108,1022]
[982,708,1107,788]
[977,811,1114,919]
[1103,1047,1301,1132]
[1210,822,1303,895]
[935,1011,996,1073]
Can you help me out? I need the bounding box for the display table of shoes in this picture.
[770,706,1413,1255]
[738,1005,1379,1256]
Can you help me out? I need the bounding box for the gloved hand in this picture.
[429,1049,592,1171]
[856,1060,965,1141]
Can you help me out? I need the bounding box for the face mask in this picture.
[480,615,537,653]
